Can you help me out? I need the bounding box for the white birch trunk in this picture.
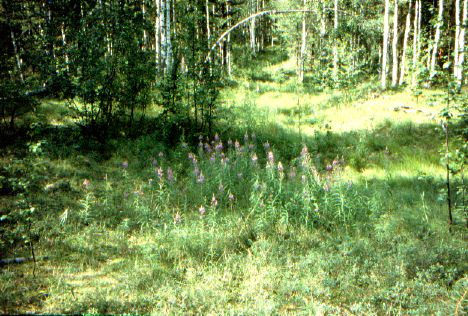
[382,0,390,89]
[430,0,444,79]
[61,23,70,72]
[391,0,399,87]
[333,0,339,81]
[206,0,210,45]
[299,0,307,83]
[142,1,147,50]
[165,0,173,72]
[399,0,411,85]
[457,0,467,84]
[454,0,460,78]
[412,0,421,86]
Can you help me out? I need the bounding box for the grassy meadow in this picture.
[1,59,467,314]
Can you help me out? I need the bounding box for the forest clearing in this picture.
[1,0,467,314]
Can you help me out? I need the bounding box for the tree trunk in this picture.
[382,0,390,89]
[333,0,339,82]
[165,0,173,72]
[299,0,307,83]
[206,0,211,46]
[454,0,461,79]
[142,0,148,50]
[250,0,257,53]
[456,0,467,85]
[399,0,411,85]
[391,0,399,87]
[430,0,444,80]
[155,0,161,68]
[412,0,421,87]
[61,22,69,72]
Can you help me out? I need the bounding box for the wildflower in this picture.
[210,155,216,163]
[211,194,218,207]
[156,167,164,179]
[234,140,240,151]
[214,133,220,142]
[152,159,158,167]
[248,144,255,151]
[188,153,198,165]
[82,179,91,189]
[267,151,274,167]
[198,141,203,149]
[204,143,212,153]
[181,142,188,149]
[332,159,340,167]
[326,164,333,172]
[323,183,331,192]
[218,183,225,193]
[121,161,129,169]
[197,172,205,184]
[199,135,204,141]
[244,132,249,144]
[251,153,258,164]
[194,166,200,177]
[173,212,182,224]
[199,205,206,216]
[301,175,307,183]
[228,193,235,202]
[263,142,270,151]
[215,142,223,153]
[148,178,154,185]
[278,162,284,178]
[227,139,233,147]
[158,152,164,158]
[167,167,174,182]
[133,190,144,196]
[251,133,257,142]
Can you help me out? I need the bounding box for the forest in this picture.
[0,0,467,314]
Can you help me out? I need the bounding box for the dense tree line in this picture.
[0,0,466,134]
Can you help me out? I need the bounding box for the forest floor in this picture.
[1,72,467,313]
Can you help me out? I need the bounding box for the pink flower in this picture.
[251,153,258,164]
[167,167,174,182]
[199,205,206,216]
[234,140,240,151]
[278,161,284,173]
[211,194,218,207]
[197,172,205,184]
[156,167,164,179]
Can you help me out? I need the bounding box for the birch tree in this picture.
[333,0,339,82]
[391,0,399,87]
[298,0,307,83]
[412,0,421,86]
[399,0,411,85]
[382,0,390,89]
[429,0,444,80]
[455,0,467,85]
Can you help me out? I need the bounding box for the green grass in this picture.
[1,75,467,314]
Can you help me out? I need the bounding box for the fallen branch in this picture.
[205,8,351,63]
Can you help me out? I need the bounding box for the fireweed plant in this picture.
[75,134,372,232]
